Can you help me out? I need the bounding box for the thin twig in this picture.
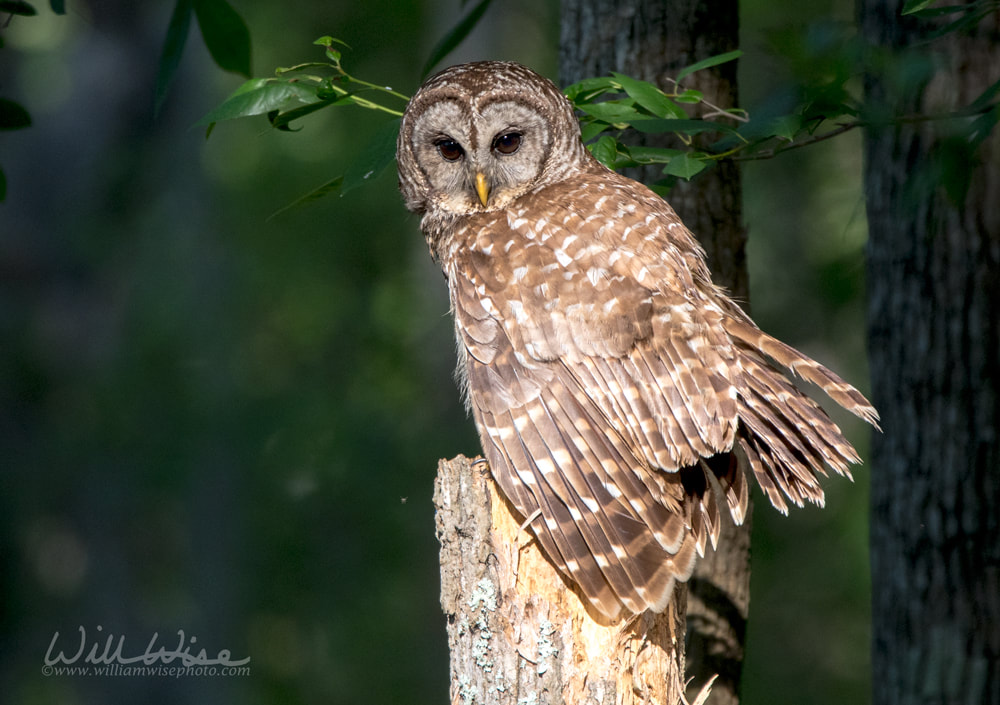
[732,121,861,161]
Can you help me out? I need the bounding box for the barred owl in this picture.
[397,61,879,621]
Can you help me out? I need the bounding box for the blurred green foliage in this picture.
[6,0,987,704]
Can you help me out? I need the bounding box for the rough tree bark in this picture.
[559,3,750,704]
[860,3,1000,704]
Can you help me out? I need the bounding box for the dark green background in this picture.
[1,1,872,703]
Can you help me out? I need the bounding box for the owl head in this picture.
[397,61,591,217]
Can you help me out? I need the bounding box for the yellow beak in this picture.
[475,172,490,207]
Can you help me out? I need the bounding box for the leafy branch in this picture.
[199,36,409,135]
[195,0,1000,215]
[0,0,66,202]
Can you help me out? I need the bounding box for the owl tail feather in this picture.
[722,318,880,514]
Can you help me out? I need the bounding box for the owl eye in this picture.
[492,132,522,155]
[435,138,464,162]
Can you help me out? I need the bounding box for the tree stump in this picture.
[434,455,712,705]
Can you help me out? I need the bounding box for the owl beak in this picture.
[474,172,490,207]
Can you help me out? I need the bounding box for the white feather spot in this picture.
[517,470,537,486]
[586,267,606,286]
[480,297,499,316]
[554,249,573,267]
[581,496,600,513]
[551,447,574,467]
[535,457,556,476]
[508,300,529,324]
[512,265,528,282]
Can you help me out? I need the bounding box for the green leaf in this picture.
[577,100,646,124]
[154,0,193,116]
[420,0,492,78]
[269,92,358,130]
[623,145,684,163]
[197,77,320,127]
[579,120,609,143]
[610,73,686,118]
[193,0,251,77]
[589,135,619,167]
[314,36,350,63]
[0,1,37,16]
[630,118,741,137]
[268,176,344,221]
[900,0,933,15]
[675,89,704,104]
[968,104,1000,146]
[314,36,350,49]
[49,0,64,12]
[564,76,619,102]
[675,50,743,84]
[969,76,1000,112]
[267,118,400,219]
[342,118,400,195]
[663,152,709,179]
[768,114,803,141]
[0,98,32,130]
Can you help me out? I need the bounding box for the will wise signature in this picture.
[44,626,250,668]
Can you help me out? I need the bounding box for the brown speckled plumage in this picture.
[397,61,879,621]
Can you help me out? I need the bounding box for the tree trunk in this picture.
[435,456,691,705]
[559,3,749,704]
[860,4,1000,704]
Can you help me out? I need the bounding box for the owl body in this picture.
[398,61,878,620]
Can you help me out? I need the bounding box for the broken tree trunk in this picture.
[434,455,703,705]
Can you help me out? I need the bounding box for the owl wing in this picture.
[449,172,876,620]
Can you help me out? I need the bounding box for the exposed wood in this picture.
[435,455,690,705]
